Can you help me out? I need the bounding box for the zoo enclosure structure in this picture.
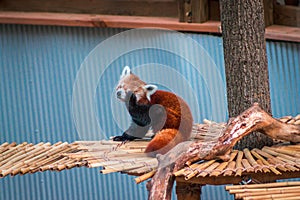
[0,1,299,199]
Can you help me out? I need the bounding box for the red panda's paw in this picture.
[113,132,140,141]
[145,129,183,156]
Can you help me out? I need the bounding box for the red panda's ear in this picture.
[120,66,131,78]
[143,84,158,101]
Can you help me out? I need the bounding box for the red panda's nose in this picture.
[116,91,122,98]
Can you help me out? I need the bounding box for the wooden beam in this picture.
[0,0,178,17]
[178,0,208,23]
[178,0,188,22]
[265,25,300,42]
[0,11,221,33]
[0,11,299,42]
[274,4,300,27]
[263,0,274,27]
[176,182,201,200]
[192,0,209,23]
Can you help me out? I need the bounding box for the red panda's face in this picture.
[116,66,146,102]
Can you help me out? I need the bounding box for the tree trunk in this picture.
[220,0,273,149]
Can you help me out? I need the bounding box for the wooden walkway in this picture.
[0,115,299,187]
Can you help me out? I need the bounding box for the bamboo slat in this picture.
[0,142,16,154]
[223,161,236,176]
[263,146,299,163]
[226,181,300,190]
[235,151,244,176]
[210,162,229,177]
[243,148,260,172]
[251,149,279,173]
[242,159,255,173]
[173,162,202,177]
[187,160,216,179]
[256,160,270,173]
[244,194,300,200]
[229,150,239,162]
[126,166,155,175]
[226,181,300,200]
[0,142,84,177]
[174,143,300,181]
[197,162,220,177]
[135,170,157,184]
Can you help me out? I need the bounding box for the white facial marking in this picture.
[116,88,127,101]
[143,84,158,101]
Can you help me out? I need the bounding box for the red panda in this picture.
[114,66,193,156]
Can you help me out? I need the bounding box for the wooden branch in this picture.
[147,103,300,200]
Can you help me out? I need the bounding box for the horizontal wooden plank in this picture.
[0,11,221,33]
[0,11,299,42]
[0,0,177,17]
[274,4,300,27]
[266,25,300,43]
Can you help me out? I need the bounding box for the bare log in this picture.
[147,103,300,200]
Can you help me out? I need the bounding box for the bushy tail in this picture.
[145,129,187,156]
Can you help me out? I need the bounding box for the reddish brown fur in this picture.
[139,90,193,155]
[117,67,193,155]
[145,129,179,155]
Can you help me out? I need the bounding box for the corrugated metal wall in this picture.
[0,25,149,200]
[0,24,299,200]
[267,41,300,118]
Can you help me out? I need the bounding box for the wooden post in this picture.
[178,0,208,23]
[192,0,208,23]
[263,0,274,27]
[178,0,191,22]
[176,181,202,200]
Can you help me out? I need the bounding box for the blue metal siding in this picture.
[0,24,149,200]
[0,24,299,200]
[267,41,300,118]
